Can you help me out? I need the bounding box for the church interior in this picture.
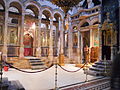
[0,0,119,89]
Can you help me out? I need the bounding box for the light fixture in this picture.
[50,0,82,17]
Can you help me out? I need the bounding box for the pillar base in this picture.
[59,53,64,66]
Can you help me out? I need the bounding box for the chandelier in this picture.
[50,0,82,17]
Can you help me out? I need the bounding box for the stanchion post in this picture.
[104,55,107,76]
[55,58,58,90]
[85,62,88,82]
[0,52,2,84]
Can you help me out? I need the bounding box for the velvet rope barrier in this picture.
[4,61,54,73]
[58,62,87,73]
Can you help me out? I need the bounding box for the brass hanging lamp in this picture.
[50,0,82,17]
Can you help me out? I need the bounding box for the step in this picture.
[90,67,111,73]
[10,80,25,90]
[84,70,103,76]
[29,58,41,60]
[31,65,47,70]
[85,81,110,89]
[60,77,110,90]
[29,61,42,63]
[92,64,111,68]
[2,77,9,83]
[30,62,45,64]
[95,61,112,65]
[30,63,44,66]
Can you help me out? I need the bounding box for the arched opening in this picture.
[24,4,39,56]
[80,22,90,63]
[7,1,22,57]
[72,26,80,60]
[0,0,5,45]
[81,22,89,27]
[23,33,33,56]
[92,0,101,6]
[73,26,78,47]
[82,31,90,63]
[82,0,101,9]
[54,13,62,56]
[41,9,52,57]
[93,21,99,25]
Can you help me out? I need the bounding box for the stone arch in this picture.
[0,0,6,10]
[23,33,33,56]
[8,0,23,14]
[91,18,99,25]
[41,6,53,19]
[79,19,91,28]
[72,25,78,31]
[25,2,40,17]
[53,9,64,21]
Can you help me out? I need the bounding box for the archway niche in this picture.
[24,4,39,56]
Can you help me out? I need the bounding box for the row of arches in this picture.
[0,0,64,21]
[0,0,65,57]
[67,17,99,63]
[72,18,99,30]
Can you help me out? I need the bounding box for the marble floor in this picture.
[3,64,101,90]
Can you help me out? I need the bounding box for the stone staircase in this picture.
[26,57,47,70]
[59,77,110,90]
[0,77,25,90]
[85,60,112,76]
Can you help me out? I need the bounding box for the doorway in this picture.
[82,31,90,63]
[23,33,33,56]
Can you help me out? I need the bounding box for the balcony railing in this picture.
[71,5,100,20]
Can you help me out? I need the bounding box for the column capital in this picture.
[50,18,53,22]
[22,11,25,16]
[38,16,42,20]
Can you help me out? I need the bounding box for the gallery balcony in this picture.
[71,5,100,21]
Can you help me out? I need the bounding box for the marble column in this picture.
[98,7,102,60]
[90,29,93,48]
[3,7,8,60]
[119,1,120,51]
[60,20,64,54]
[59,19,65,65]
[77,31,81,64]
[36,15,42,57]
[19,11,25,58]
[80,33,84,63]
[68,19,73,63]
[49,18,53,61]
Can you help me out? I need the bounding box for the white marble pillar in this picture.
[49,18,53,61]
[36,15,42,57]
[68,19,73,63]
[19,11,25,58]
[111,46,114,60]
[77,31,81,64]
[60,20,64,54]
[58,19,65,65]
[80,33,84,63]
[3,7,8,60]
[98,7,102,60]
[119,1,120,51]
[87,0,94,8]
[90,29,93,48]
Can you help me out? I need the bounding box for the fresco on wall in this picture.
[9,27,18,45]
[94,30,99,46]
